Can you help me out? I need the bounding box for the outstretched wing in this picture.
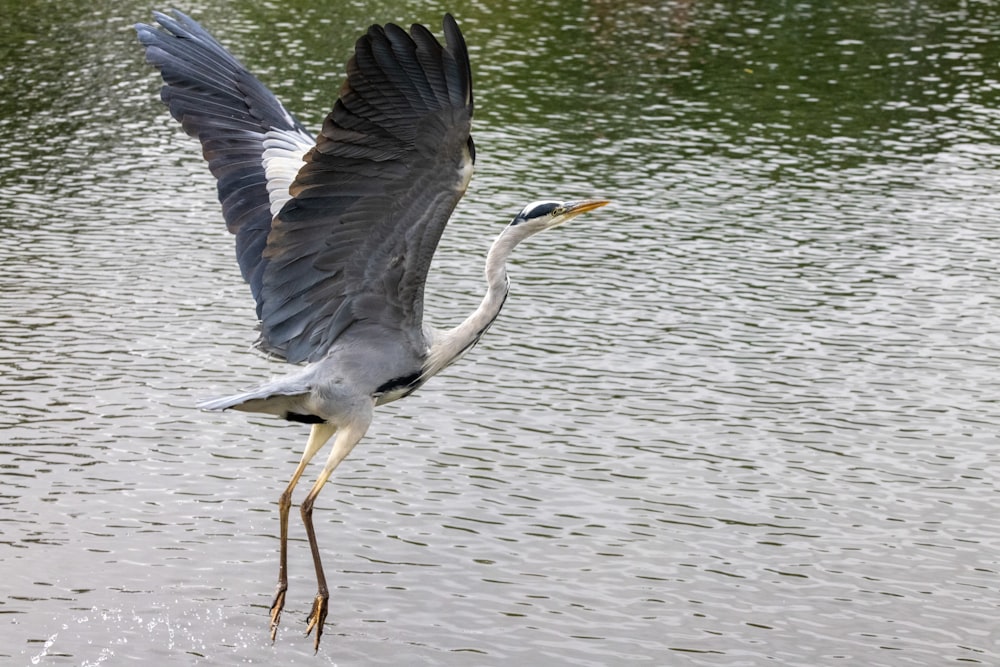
[259,16,475,364]
[135,10,314,313]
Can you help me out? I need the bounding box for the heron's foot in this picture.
[269,587,287,642]
[304,593,329,651]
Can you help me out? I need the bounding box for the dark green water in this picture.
[2,1,998,664]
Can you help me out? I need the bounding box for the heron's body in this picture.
[136,9,606,650]
[202,224,512,422]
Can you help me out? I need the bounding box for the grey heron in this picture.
[135,10,608,648]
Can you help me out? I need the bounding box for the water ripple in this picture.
[2,1,999,665]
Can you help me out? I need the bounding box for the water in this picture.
[2,1,999,664]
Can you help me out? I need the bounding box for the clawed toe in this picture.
[269,588,287,642]
[304,593,329,651]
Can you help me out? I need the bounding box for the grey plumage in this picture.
[136,12,312,306]
[136,10,606,649]
[259,19,474,364]
[137,12,472,367]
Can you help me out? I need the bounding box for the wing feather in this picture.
[257,15,474,364]
[136,10,314,312]
[139,12,474,366]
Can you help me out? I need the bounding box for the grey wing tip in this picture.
[136,9,203,42]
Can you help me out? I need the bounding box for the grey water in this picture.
[2,1,999,664]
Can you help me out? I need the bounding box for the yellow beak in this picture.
[563,198,611,216]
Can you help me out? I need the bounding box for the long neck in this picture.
[424,225,527,377]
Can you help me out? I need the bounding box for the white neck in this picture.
[423,224,531,378]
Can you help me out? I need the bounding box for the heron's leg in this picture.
[270,422,337,641]
[300,410,372,651]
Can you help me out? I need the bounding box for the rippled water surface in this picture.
[2,1,999,665]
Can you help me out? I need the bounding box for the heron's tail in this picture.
[198,391,271,413]
[198,378,318,423]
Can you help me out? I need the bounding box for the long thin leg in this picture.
[301,410,372,651]
[270,422,337,641]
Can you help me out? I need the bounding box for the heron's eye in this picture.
[552,206,567,216]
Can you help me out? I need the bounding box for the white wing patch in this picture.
[262,127,315,216]
[459,140,474,193]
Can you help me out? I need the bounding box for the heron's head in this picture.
[509,198,610,234]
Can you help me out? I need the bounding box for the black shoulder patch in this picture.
[375,371,423,397]
[285,412,326,424]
